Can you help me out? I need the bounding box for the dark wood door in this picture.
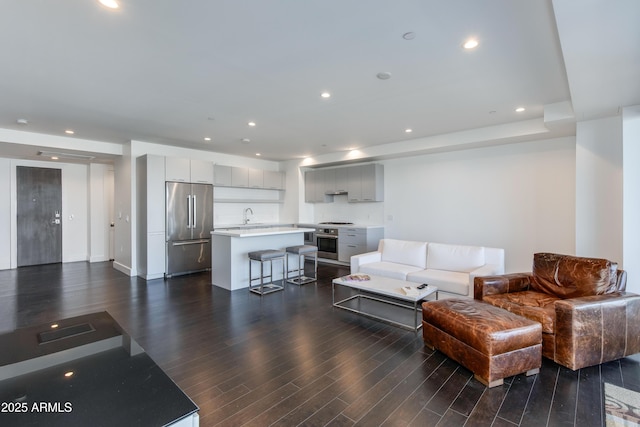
[17,166,62,266]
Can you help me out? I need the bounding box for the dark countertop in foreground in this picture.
[0,312,198,427]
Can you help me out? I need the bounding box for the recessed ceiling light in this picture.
[463,39,479,49]
[402,32,416,40]
[65,129,75,135]
[515,107,526,112]
[204,137,211,141]
[405,128,413,133]
[64,371,74,378]
[98,0,119,9]
[241,138,250,144]
[248,121,256,127]
[16,118,28,125]
[376,72,392,80]
[255,153,261,156]
[320,92,331,99]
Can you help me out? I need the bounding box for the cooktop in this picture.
[318,222,354,225]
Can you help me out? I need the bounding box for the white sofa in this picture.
[350,239,505,298]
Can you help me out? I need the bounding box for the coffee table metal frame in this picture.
[332,275,438,332]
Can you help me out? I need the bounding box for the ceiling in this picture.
[0,0,638,163]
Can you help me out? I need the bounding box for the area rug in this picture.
[605,382,640,426]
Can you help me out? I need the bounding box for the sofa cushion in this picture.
[380,239,427,269]
[427,243,485,273]
[483,291,559,334]
[407,269,469,296]
[531,253,615,298]
[359,262,424,281]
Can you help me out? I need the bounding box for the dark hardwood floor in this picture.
[1,261,638,426]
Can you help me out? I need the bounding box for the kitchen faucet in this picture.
[243,207,254,225]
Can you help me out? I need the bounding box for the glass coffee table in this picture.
[332,274,438,332]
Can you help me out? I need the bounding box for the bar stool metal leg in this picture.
[248,249,285,295]
[285,245,318,285]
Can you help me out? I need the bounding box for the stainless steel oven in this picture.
[316,227,339,260]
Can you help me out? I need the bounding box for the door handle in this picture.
[187,195,192,228]
[172,239,209,246]
[193,195,197,226]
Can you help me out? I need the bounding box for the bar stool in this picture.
[248,249,286,295]
[285,245,318,285]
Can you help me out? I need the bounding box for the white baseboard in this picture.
[113,261,134,276]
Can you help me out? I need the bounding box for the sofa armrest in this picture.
[350,251,382,274]
[467,264,504,298]
[473,273,533,300]
[554,292,640,370]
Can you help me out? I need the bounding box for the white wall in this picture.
[575,116,623,264]
[291,137,577,273]
[623,105,640,294]
[3,158,91,268]
[0,159,10,270]
[60,163,89,262]
[89,163,114,262]
[113,147,133,275]
[381,137,576,272]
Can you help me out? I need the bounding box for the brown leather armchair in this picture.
[474,253,640,370]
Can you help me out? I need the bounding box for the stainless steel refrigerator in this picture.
[165,182,213,277]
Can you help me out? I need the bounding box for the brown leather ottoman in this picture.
[422,299,542,387]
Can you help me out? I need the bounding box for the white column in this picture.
[622,105,640,293]
[575,116,623,263]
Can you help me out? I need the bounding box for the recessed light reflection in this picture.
[99,0,119,9]
[463,39,479,49]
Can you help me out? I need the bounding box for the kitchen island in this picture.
[211,227,315,290]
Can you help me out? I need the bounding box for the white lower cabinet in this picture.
[338,227,384,263]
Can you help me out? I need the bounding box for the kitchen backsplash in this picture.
[214,203,281,226]
[313,194,384,225]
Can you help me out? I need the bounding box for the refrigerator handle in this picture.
[187,195,192,228]
[193,195,197,227]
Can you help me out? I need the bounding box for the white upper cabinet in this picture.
[231,167,248,187]
[248,168,263,188]
[189,159,214,184]
[165,157,190,182]
[360,164,384,202]
[306,164,383,203]
[334,168,348,193]
[165,157,213,184]
[214,165,285,190]
[213,165,232,186]
[263,170,285,190]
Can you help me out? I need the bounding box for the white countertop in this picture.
[211,227,315,238]
[301,223,384,229]
[213,222,291,229]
